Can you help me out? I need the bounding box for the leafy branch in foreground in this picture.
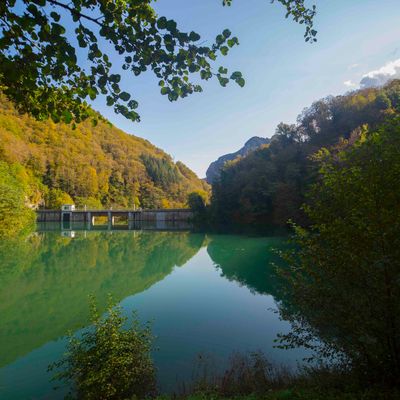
[49,296,156,400]
[0,0,316,124]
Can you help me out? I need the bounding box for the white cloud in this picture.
[348,63,359,70]
[360,58,400,88]
[344,80,357,88]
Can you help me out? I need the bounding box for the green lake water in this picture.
[0,225,306,399]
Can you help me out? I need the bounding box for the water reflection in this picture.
[207,234,289,299]
[39,220,194,233]
[0,230,205,368]
[0,228,302,400]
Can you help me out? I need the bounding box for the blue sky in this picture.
[90,0,400,177]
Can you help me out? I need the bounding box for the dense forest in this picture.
[0,95,208,217]
[210,80,400,225]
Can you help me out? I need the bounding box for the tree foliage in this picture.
[0,161,36,237]
[210,80,400,226]
[187,190,208,222]
[278,119,400,386]
[0,0,316,124]
[49,297,156,400]
[141,153,180,190]
[44,187,73,208]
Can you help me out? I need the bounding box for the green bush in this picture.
[45,188,74,209]
[279,119,400,386]
[187,191,207,213]
[0,162,35,238]
[50,297,156,400]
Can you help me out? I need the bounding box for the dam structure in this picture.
[36,208,193,230]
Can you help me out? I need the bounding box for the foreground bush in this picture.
[187,352,292,397]
[50,297,156,400]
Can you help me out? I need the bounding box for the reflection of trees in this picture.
[0,231,205,367]
[206,234,288,299]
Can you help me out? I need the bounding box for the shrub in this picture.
[0,161,35,238]
[278,119,400,387]
[188,352,292,397]
[50,297,156,400]
[45,188,74,209]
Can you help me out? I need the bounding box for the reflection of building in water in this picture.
[61,220,71,231]
[37,219,193,234]
[61,230,75,238]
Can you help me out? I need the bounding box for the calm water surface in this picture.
[0,224,305,399]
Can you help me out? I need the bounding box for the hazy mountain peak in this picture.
[206,136,270,183]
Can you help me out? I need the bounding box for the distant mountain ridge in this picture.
[206,136,270,183]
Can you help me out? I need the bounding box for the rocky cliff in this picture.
[206,136,270,183]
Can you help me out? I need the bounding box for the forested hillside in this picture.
[210,80,400,225]
[0,95,208,212]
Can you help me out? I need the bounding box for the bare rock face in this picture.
[206,136,270,183]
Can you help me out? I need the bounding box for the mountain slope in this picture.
[206,136,270,183]
[0,95,208,209]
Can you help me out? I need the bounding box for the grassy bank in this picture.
[166,352,400,400]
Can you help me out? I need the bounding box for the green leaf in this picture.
[88,88,97,100]
[216,34,225,45]
[222,29,231,38]
[119,92,131,101]
[157,17,167,29]
[189,64,198,73]
[217,75,229,87]
[230,71,242,80]
[161,87,170,95]
[220,46,229,56]
[189,31,201,41]
[166,20,177,32]
[227,37,239,48]
[50,12,60,22]
[237,77,245,87]
[127,100,139,109]
[27,4,38,14]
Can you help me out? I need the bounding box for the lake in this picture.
[0,224,306,399]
